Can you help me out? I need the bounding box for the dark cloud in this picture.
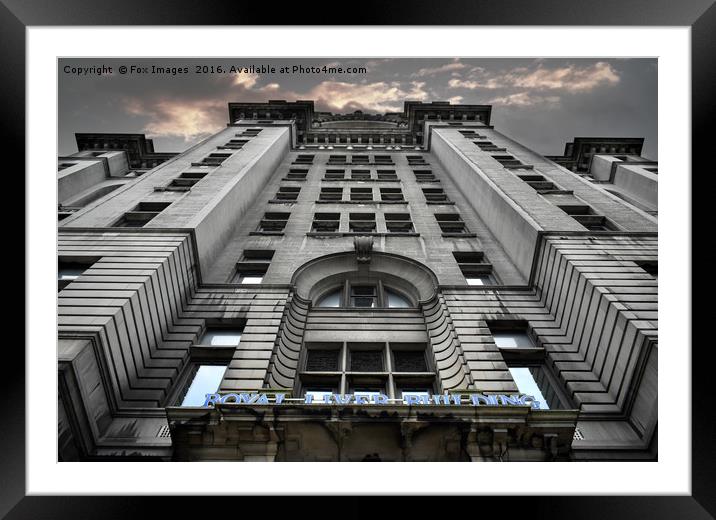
[58,58,657,160]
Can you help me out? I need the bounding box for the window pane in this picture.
[351,296,376,308]
[237,275,263,284]
[58,268,85,280]
[181,365,227,406]
[466,277,491,286]
[385,288,411,308]
[393,351,428,372]
[316,288,342,308]
[306,349,340,371]
[350,350,383,371]
[509,367,549,410]
[200,329,242,346]
[493,332,534,349]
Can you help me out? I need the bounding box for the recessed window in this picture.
[324,169,345,180]
[312,213,340,232]
[349,213,376,233]
[350,169,371,181]
[453,251,497,285]
[179,365,227,406]
[435,213,469,235]
[414,170,437,182]
[374,156,394,165]
[476,141,502,152]
[352,155,370,164]
[319,187,343,201]
[492,155,524,168]
[293,155,314,165]
[380,187,404,202]
[256,212,290,233]
[376,169,398,181]
[199,328,243,346]
[350,187,373,202]
[314,282,415,309]
[385,288,412,308]
[274,186,300,201]
[423,187,450,203]
[385,213,414,233]
[233,249,273,283]
[112,201,172,228]
[197,152,232,166]
[328,155,347,164]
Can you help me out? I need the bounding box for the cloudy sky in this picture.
[58,58,657,159]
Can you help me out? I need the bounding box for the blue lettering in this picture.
[202,393,221,407]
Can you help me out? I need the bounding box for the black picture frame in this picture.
[5,0,712,517]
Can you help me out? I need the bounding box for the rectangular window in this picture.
[274,186,300,201]
[392,350,428,372]
[422,187,449,203]
[373,155,394,165]
[286,168,308,181]
[476,141,503,152]
[328,155,347,164]
[352,155,370,164]
[112,201,171,228]
[179,365,227,407]
[305,349,341,372]
[492,155,524,168]
[256,212,290,233]
[414,170,437,182]
[233,249,274,283]
[350,169,372,181]
[199,327,243,346]
[324,169,345,180]
[300,342,434,401]
[518,174,557,191]
[558,204,620,231]
[349,213,376,232]
[319,187,343,202]
[385,213,414,233]
[453,251,497,285]
[350,187,373,202]
[380,187,404,202]
[435,213,469,235]
[293,154,314,165]
[376,169,398,181]
[349,285,378,308]
[487,321,537,350]
[223,138,250,149]
[312,212,341,232]
[196,152,232,166]
[241,128,262,136]
[170,170,209,188]
[407,155,429,166]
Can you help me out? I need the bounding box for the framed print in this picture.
[6,0,713,517]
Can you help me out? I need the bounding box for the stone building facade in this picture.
[57,100,658,461]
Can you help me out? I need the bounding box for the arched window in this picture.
[314,281,415,309]
[385,288,411,308]
[316,288,342,308]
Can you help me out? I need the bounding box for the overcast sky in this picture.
[58,58,657,159]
